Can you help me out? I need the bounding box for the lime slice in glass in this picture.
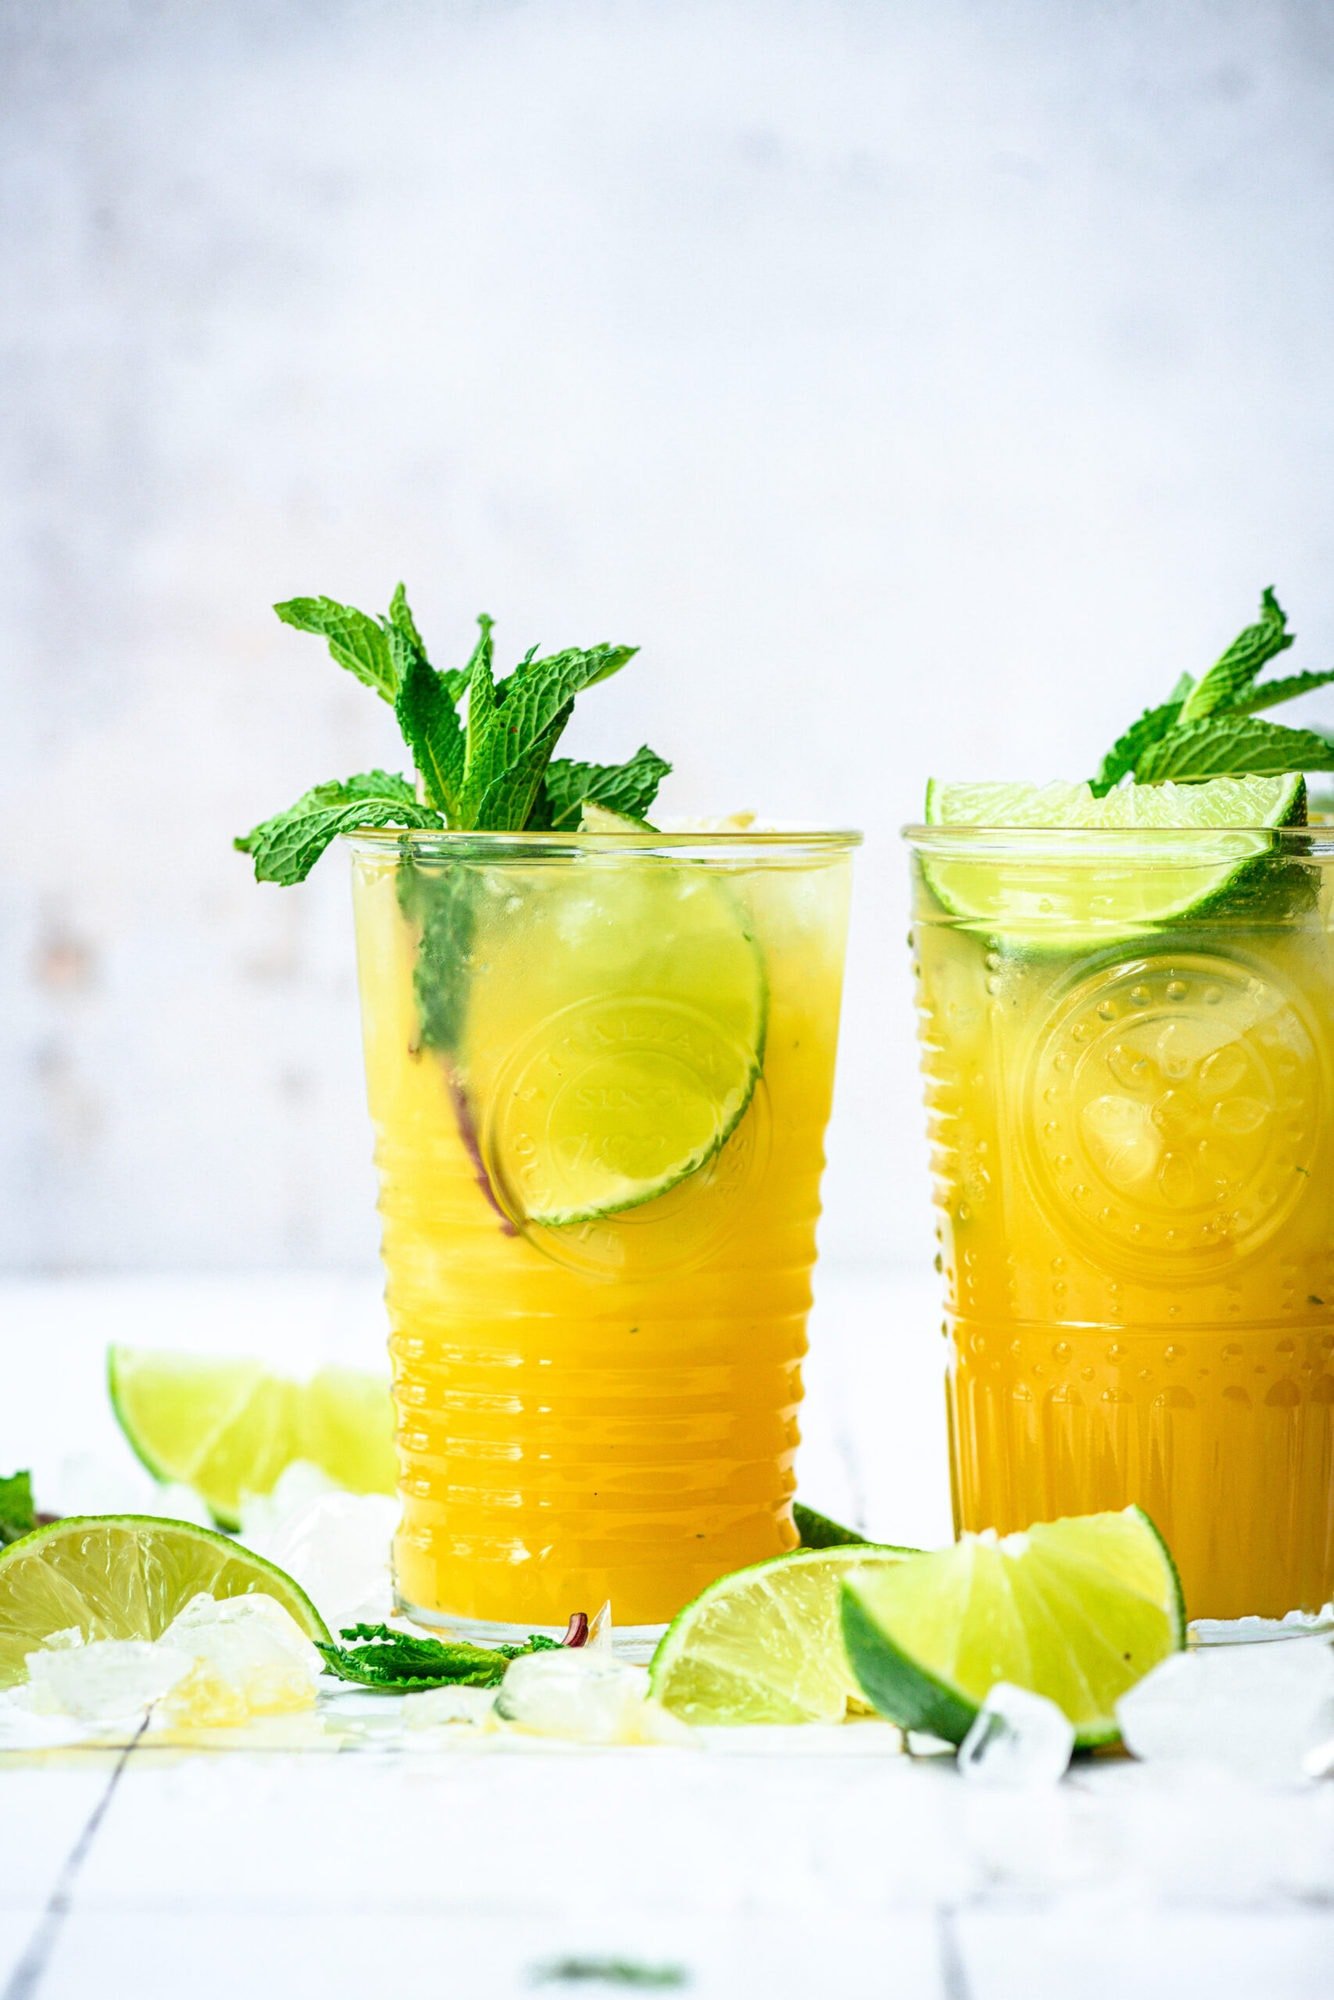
[0,1515,330,1688]
[920,772,1306,944]
[108,1347,397,1531]
[841,1506,1185,1749]
[462,848,767,1227]
[650,1544,918,1725]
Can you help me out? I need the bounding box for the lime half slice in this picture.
[841,1506,1185,1749]
[463,851,767,1227]
[921,772,1306,944]
[0,1515,330,1688]
[108,1347,397,1531]
[650,1544,918,1725]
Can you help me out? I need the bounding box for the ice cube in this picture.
[402,1684,499,1731]
[238,1474,397,1630]
[158,1591,323,1727]
[494,1648,690,1745]
[21,1639,192,1722]
[957,1683,1075,1787]
[1117,1639,1334,1782]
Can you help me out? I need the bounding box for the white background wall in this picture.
[4,0,1334,1274]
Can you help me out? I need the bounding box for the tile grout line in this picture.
[935,1906,972,2000]
[2,1721,149,2000]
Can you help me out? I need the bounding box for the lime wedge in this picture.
[108,1347,397,1531]
[0,1514,330,1688]
[462,850,767,1227]
[841,1506,1185,1749]
[792,1503,870,1549]
[650,1544,918,1725]
[921,772,1306,943]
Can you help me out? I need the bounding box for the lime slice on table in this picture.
[0,1515,330,1688]
[841,1506,1185,1749]
[108,1347,396,1532]
[462,837,767,1228]
[920,773,1306,945]
[650,1544,918,1725]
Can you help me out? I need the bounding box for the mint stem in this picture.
[445,1062,518,1237]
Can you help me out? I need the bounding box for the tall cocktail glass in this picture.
[905,821,1334,1625]
[349,826,858,1649]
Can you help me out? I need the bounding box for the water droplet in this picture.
[1166,979,1188,1003]
[1096,999,1118,1022]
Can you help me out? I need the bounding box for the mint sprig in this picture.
[237,587,669,887]
[0,1470,36,1546]
[1093,589,1334,790]
[317,1622,561,1691]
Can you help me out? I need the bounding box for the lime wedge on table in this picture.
[0,1515,330,1688]
[921,773,1306,942]
[841,1507,1185,1749]
[108,1347,396,1531]
[793,1502,869,1549]
[650,1545,917,1725]
[462,848,767,1227]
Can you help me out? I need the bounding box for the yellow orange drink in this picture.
[350,828,857,1641]
[908,821,1334,1622]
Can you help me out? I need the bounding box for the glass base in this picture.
[395,1596,666,1665]
[1189,1604,1334,1647]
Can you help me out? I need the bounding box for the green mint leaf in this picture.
[1134,716,1334,783]
[396,858,475,1050]
[1094,698,1186,794]
[534,745,672,830]
[1177,588,1295,724]
[274,596,399,703]
[1225,668,1334,717]
[394,644,467,820]
[235,772,440,886]
[496,643,638,759]
[458,640,638,832]
[316,1622,559,1690]
[388,581,425,658]
[0,1470,35,1546]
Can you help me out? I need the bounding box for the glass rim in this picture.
[345,824,862,862]
[902,821,1334,861]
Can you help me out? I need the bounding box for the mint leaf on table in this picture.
[274,596,400,703]
[317,1622,561,1691]
[235,772,440,885]
[0,1471,36,1546]
[534,745,672,830]
[1134,717,1334,783]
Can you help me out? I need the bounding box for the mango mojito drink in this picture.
[908,591,1334,1625]
[236,583,855,1639]
[352,827,854,1634]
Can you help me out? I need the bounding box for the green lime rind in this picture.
[918,773,1308,950]
[840,1505,1185,1751]
[650,1542,919,1727]
[0,1513,331,1689]
[108,1346,397,1532]
[839,1586,980,1742]
[478,862,770,1232]
[792,1503,870,1549]
[535,962,768,1229]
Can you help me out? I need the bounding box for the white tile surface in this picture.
[3,1271,1332,2000]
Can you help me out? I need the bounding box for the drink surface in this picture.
[352,841,852,1630]
[911,841,1334,1621]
